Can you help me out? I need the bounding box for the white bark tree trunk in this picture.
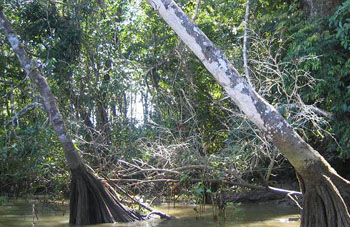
[146,1,350,226]
[0,8,82,169]
[146,0,322,172]
[0,8,146,225]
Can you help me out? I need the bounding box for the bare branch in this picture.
[243,0,253,88]
[5,102,43,127]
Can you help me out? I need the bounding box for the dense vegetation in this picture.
[1,0,350,205]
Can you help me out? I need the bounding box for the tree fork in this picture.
[0,8,145,225]
[145,0,350,226]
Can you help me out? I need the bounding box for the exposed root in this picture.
[110,181,174,220]
[300,174,350,227]
[146,211,176,219]
[69,167,145,225]
[331,173,350,205]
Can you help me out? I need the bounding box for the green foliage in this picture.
[180,173,190,182]
[331,0,350,51]
[256,0,350,159]
[1,0,350,199]
[0,118,69,196]
[0,195,9,206]
[192,182,206,203]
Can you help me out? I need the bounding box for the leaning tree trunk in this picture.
[145,0,350,226]
[0,8,144,225]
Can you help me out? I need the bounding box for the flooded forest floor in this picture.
[0,198,300,227]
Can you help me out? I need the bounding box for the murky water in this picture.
[0,200,300,227]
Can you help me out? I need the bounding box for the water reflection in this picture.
[0,201,300,227]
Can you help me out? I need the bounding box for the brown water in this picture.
[0,201,300,227]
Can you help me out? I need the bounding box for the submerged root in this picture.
[300,174,350,227]
[69,167,145,225]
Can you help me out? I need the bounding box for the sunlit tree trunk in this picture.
[145,0,350,226]
[0,8,143,225]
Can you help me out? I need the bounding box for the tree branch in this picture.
[243,0,253,88]
[5,102,43,127]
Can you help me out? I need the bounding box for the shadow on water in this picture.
[0,200,300,227]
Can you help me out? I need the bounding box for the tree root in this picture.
[146,211,176,219]
[300,174,350,227]
[110,181,174,220]
[69,167,145,225]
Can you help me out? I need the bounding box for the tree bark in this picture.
[0,10,81,170]
[0,8,144,225]
[145,0,350,226]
